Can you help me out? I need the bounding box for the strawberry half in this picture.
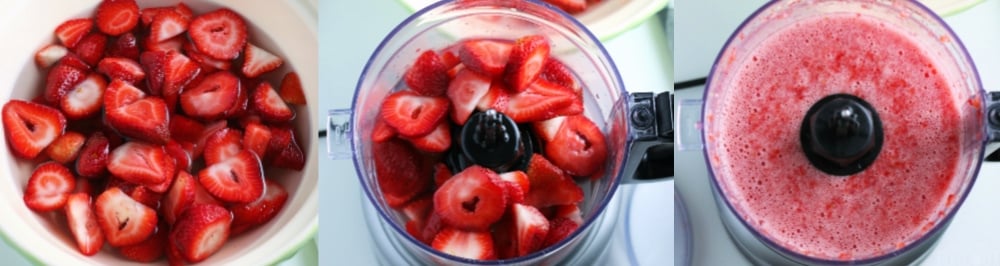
[230,179,288,235]
[545,115,607,176]
[373,139,431,208]
[97,57,145,84]
[504,35,549,92]
[180,71,240,121]
[499,171,531,202]
[532,116,566,143]
[431,227,496,260]
[184,40,231,71]
[108,141,176,186]
[45,131,86,164]
[476,81,509,112]
[188,8,247,60]
[2,100,67,159]
[511,203,550,256]
[198,150,264,203]
[95,187,158,247]
[434,166,507,231]
[163,170,196,225]
[104,80,171,144]
[44,56,89,104]
[107,32,140,61]
[242,43,283,78]
[55,18,93,48]
[95,0,139,36]
[405,50,450,97]
[74,32,108,67]
[252,81,295,123]
[542,217,579,247]
[446,69,492,125]
[165,140,192,172]
[118,224,166,262]
[539,59,580,94]
[203,127,242,166]
[242,122,271,158]
[162,50,202,112]
[76,132,110,178]
[170,204,233,263]
[544,0,587,14]
[524,156,583,208]
[432,163,452,188]
[35,44,69,68]
[24,162,76,212]
[278,72,306,105]
[265,126,306,171]
[459,39,512,77]
[372,116,397,143]
[64,193,104,256]
[503,79,575,123]
[403,120,451,153]
[149,9,189,42]
[381,90,450,137]
[60,73,107,120]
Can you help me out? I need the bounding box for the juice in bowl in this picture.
[694,0,994,264]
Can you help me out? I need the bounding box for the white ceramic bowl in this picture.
[0,0,318,265]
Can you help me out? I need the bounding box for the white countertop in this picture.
[674,0,1000,265]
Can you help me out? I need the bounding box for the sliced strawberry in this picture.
[74,32,108,66]
[405,50,450,96]
[180,71,239,120]
[545,115,607,176]
[193,120,228,159]
[230,179,288,235]
[60,73,107,120]
[242,122,271,158]
[441,51,461,69]
[95,0,139,36]
[97,57,145,84]
[145,34,185,53]
[459,39,512,77]
[533,116,566,143]
[446,69,491,125]
[381,90,450,137]
[371,117,396,143]
[434,166,507,231]
[544,0,587,14]
[107,32,140,61]
[24,162,76,212]
[242,43,283,78]
[512,203,550,256]
[500,179,526,205]
[548,204,583,225]
[35,44,69,68]
[108,141,176,186]
[45,131,86,164]
[373,139,430,208]
[505,35,550,92]
[401,195,433,224]
[447,63,465,78]
[169,115,205,143]
[525,156,583,208]
[404,120,450,153]
[184,41,231,71]
[166,240,186,266]
[74,176,97,195]
[150,9,189,42]
[543,217,579,247]
[476,81,509,112]
[492,213,516,259]
[432,163,452,188]
[104,178,162,208]
[192,177,222,206]
[203,127,242,166]
[139,51,168,95]
[145,167,176,194]
[188,8,247,60]
[499,171,531,196]
[163,171,196,225]
[54,18,93,48]
[504,79,575,123]
[252,81,295,123]
[162,50,201,111]
[140,7,172,26]
[431,227,496,260]
[539,59,580,94]
[166,140,192,172]
[76,132,110,178]
[118,224,166,262]
[104,80,170,144]
[95,187,157,247]
[225,77,251,118]
[170,204,233,263]
[278,72,306,105]
[265,126,306,170]
[2,100,67,159]
[174,3,195,21]
[199,150,264,203]
[44,58,89,104]
[64,193,104,256]
[421,212,445,245]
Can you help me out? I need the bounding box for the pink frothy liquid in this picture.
[708,14,964,260]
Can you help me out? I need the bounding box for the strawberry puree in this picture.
[708,14,963,260]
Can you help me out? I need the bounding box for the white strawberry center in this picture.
[67,78,103,109]
[193,222,229,259]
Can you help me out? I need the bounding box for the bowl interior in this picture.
[0,0,318,264]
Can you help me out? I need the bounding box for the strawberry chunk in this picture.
[230,179,288,235]
[371,117,396,143]
[60,73,107,120]
[180,71,240,121]
[544,0,587,14]
[511,203,550,256]
[170,204,233,263]
[163,171,196,225]
[381,90,450,137]
[118,224,166,262]
[188,8,247,60]
[184,41,231,71]
[45,131,86,164]
[35,44,69,68]
[252,81,295,123]
[505,35,549,92]
[203,127,243,166]
[2,100,67,159]
[76,132,110,178]
[265,126,306,171]
[432,163,452,188]
[149,9,189,42]
[64,193,104,256]
[476,81,509,112]
[539,59,580,94]
[165,140,192,172]
[97,57,145,84]
[74,32,108,67]
[503,79,576,123]
[374,139,431,208]
[242,122,271,158]
[44,56,89,104]
[542,217,579,247]
[242,43,283,78]
[545,115,607,176]
[162,50,202,111]
[95,0,139,36]
[446,69,492,125]
[499,171,531,201]
[459,40,512,77]
[104,80,170,144]
[279,72,307,105]
[24,162,76,212]
[405,50,450,97]
[95,187,157,247]
[434,166,507,231]
[403,120,451,153]
[431,227,496,260]
[532,116,566,143]
[107,33,140,61]
[55,18,93,49]
[169,115,205,143]
[198,150,264,203]
[108,142,176,186]
[524,156,583,208]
